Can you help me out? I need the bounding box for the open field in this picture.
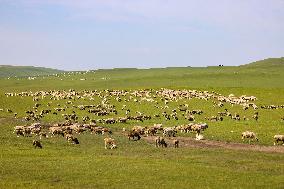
[0,65,63,78]
[0,60,284,188]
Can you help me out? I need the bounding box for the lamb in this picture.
[32,140,42,149]
[273,135,284,145]
[241,131,258,144]
[104,137,117,149]
[195,133,205,140]
[173,139,179,148]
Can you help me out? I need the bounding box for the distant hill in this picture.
[0,65,64,77]
[240,57,284,68]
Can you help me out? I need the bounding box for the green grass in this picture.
[0,65,64,78]
[0,59,284,188]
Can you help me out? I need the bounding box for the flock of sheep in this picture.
[3,88,284,149]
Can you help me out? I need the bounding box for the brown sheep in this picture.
[127,131,141,141]
[104,137,117,149]
[32,140,42,149]
[145,127,157,136]
[155,136,167,148]
[173,139,179,148]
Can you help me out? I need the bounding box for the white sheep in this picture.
[241,131,258,144]
[274,135,284,145]
[195,133,204,140]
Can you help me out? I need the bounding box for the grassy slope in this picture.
[0,65,64,78]
[0,59,284,188]
[240,57,284,68]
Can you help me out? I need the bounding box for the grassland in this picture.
[0,65,63,78]
[0,58,284,188]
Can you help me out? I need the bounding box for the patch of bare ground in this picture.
[143,136,284,154]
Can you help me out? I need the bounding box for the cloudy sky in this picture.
[0,0,283,70]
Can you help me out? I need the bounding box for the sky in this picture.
[0,0,283,71]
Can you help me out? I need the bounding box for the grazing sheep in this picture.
[155,136,160,147]
[159,138,167,148]
[32,140,42,149]
[132,126,146,135]
[241,131,258,144]
[153,123,163,131]
[102,128,112,135]
[173,139,179,148]
[49,127,64,137]
[67,136,79,144]
[104,137,117,149]
[274,135,284,145]
[163,127,177,137]
[252,114,259,121]
[155,136,167,148]
[14,126,25,137]
[39,132,48,139]
[190,124,202,135]
[127,131,141,141]
[145,127,157,136]
[118,117,127,123]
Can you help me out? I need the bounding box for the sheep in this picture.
[91,126,104,135]
[32,140,42,149]
[145,127,157,136]
[195,133,205,140]
[104,137,117,149]
[39,132,48,140]
[49,127,64,137]
[159,137,167,148]
[66,134,80,144]
[173,139,179,148]
[273,135,284,145]
[118,117,127,123]
[132,126,146,135]
[14,126,25,137]
[153,123,163,131]
[241,131,258,144]
[190,124,202,135]
[163,127,177,137]
[102,127,112,135]
[155,136,167,148]
[252,114,259,121]
[127,131,141,141]
[155,136,161,147]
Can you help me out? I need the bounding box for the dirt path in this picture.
[143,136,284,154]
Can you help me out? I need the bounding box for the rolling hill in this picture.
[0,65,64,77]
[240,57,284,68]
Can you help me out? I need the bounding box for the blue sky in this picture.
[0,0,283,71]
